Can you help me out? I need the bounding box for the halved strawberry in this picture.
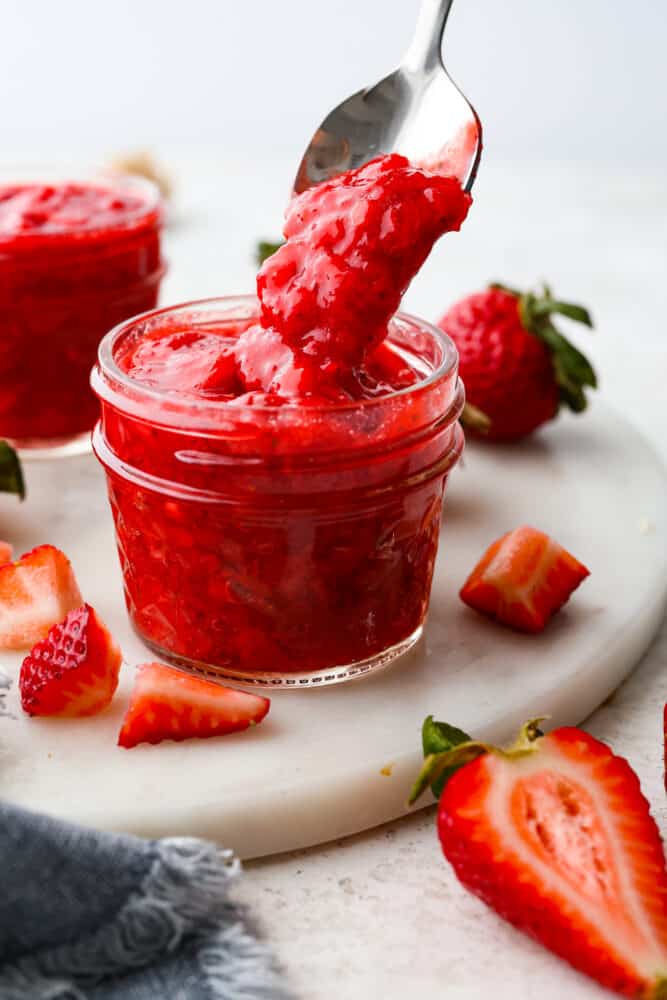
[20,604,121,717]
[0,544,83,649]
[412,720,667,998]
[0,540,12,566]
[118,662,270,749]
[460,525,589,632]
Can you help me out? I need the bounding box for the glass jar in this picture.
[91,296,465,687]
[0,167,165,455]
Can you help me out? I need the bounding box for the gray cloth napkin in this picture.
[0,802,293,1000]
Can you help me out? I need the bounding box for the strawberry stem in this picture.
[0,440,25,499]
[460,401,491,435]
[256,239,284,266]
[409,717,547,806]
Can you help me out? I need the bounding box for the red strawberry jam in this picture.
[238,154,470,395]
[0,174,164,448]
[92,156,470,684]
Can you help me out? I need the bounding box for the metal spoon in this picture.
[293,0,482,195]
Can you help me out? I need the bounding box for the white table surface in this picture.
[150,150,667,1000]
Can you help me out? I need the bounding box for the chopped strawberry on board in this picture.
[411,718,667,999]
[0,541,12,565]
[20,604,121,717]
[460,525,589,632]
[118,661,270,749]
[0,544,83,650]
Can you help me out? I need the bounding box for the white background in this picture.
[3,0,663,449]
[2,0,666,167]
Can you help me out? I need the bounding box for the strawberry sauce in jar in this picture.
[92,155,470,685]
[0,171,164,453]
[92,297,464,685]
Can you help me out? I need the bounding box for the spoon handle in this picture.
[403,0,454,72]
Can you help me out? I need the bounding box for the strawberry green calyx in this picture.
[421,716,472,799]
[0,441,25,500]
[409,716,547,806]
[410,738,487,805]
[256,240,285,266]
[505,716,548,752]
[492,282,597,414]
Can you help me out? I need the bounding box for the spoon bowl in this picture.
[293,0,481,195]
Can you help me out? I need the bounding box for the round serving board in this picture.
[0,400,665,859]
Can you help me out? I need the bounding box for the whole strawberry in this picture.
[439,284,596,441]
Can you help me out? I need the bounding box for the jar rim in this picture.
[0,164,162,241]
[93,294,460,419]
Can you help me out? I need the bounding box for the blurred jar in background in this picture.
[0,169,165,455]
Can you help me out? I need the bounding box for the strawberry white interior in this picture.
[482,740,667,980]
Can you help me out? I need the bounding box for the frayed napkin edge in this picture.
[0,836,291,1000]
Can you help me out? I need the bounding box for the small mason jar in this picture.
[91,296,465,687]
[0,167,165,455]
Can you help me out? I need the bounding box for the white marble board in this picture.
[0,400,665,859]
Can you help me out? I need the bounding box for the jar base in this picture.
[7,431,93,461]
[136,625,424,689]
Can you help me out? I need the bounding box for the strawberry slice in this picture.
[0,544,83,649]
[118,662,270,748]
[411,720,667,998]
[0,540,12,566]
[20,604,121,717]
[460,524,589,632]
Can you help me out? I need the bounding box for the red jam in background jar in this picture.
[92,155,470,685]
[0,173,164,450]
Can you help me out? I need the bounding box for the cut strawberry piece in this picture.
[0,540,12,565]
[0,544,83,649]
[118,662,270,749]
[412,721,667,998]
[20,604,121,717]
[460,525,589,632]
